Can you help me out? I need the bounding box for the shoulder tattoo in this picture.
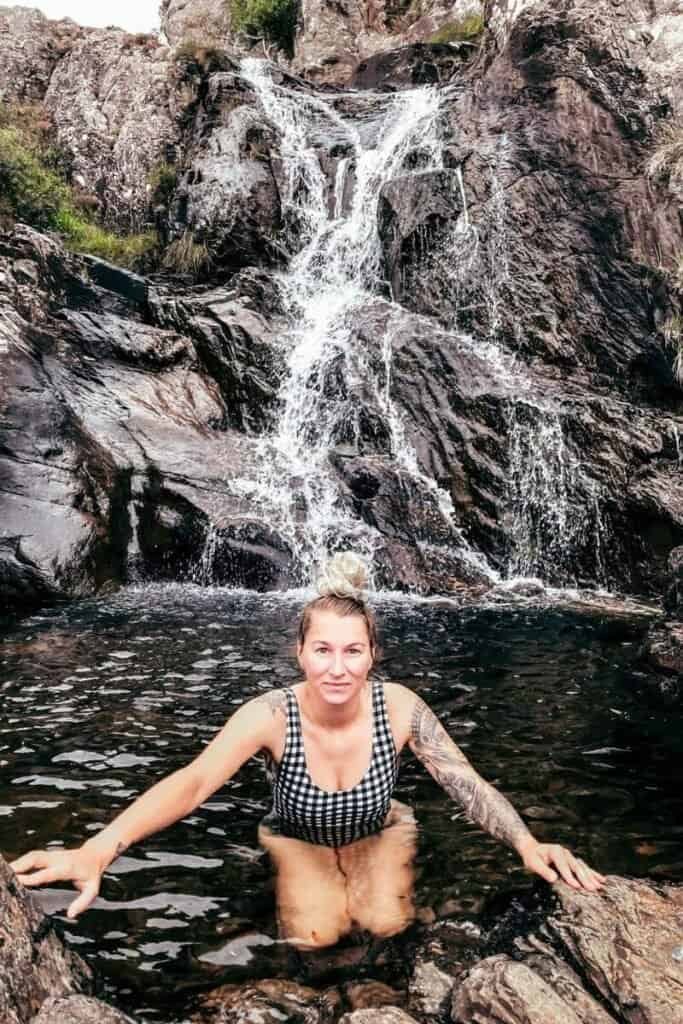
[256,689,288,718]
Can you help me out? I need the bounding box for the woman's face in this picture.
[297,609,374,704]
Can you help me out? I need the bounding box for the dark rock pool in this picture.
[0,584,681,1021]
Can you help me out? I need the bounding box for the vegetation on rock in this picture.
[226,0,298,55]
[647,117,683,200]
[428,13,484,45]
[0,102,157,270]
[148,161,179,207]
[172,38,233,70]
[162,228,212,275]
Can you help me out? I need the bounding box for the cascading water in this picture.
[429,140,611,588]
[505,403,607,586]
[233,59,494,587]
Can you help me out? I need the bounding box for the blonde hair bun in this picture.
[317,551,368,600]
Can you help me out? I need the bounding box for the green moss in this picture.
[428,13,484,45]
[148,161,178,205]
[228,0,298,55]
[0,100,158,271]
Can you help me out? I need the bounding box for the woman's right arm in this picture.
[9,692,286,919]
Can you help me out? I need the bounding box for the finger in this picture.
[573,860,605,891]
[66,881,99,921]
[14,866,64,887]
[529,853,558,884]
[9,851,50,874]
[556,855,584,889]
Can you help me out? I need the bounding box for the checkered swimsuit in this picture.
[265,680,398,847]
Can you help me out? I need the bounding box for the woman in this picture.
[10,553,605,948]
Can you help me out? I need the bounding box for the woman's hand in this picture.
[9,845,107,919]
[518,838,606,891]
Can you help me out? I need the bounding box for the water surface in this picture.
[0,585,680,1019]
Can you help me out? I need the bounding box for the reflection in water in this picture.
[0,585,681,1020]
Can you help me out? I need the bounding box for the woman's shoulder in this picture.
[381,680,418,747]
[382,679,416,708]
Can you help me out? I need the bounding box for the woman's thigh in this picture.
[337,800,418,938]
[258,824,351,948]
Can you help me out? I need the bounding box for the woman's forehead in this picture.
[304,609,370,642]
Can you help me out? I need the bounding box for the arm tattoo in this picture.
[256,689,288,718]
[410,696,532,852]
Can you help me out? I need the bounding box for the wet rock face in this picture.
[0,7,86,104]
[454,878,683,1024]
[168,69,285,274]
[0,223,293,610]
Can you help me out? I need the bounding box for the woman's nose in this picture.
[329,652,345,676]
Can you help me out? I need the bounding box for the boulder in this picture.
[407,959,455,1016]
[0,854,94,1024]
[339,1010,419,1024]
[190,978,322,1023]
[160,0,233,47]
[31,995,137,1024]
[453,877,683,1024]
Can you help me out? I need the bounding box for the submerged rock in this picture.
[639,621,683,702]
[190,978,323,1023]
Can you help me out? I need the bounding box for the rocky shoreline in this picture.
[2,851,682,1024]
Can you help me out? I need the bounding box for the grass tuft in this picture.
[647,118,683,198]
[162,229,212,276]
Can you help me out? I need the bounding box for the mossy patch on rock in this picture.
[428,13,484,45]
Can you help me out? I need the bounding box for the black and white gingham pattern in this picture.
[268,679,398,847]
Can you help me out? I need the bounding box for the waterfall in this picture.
[438,143,610,588]
[234,59,493,587]
[505,403,607,586]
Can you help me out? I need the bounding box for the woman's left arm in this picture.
[408,693,605,892]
